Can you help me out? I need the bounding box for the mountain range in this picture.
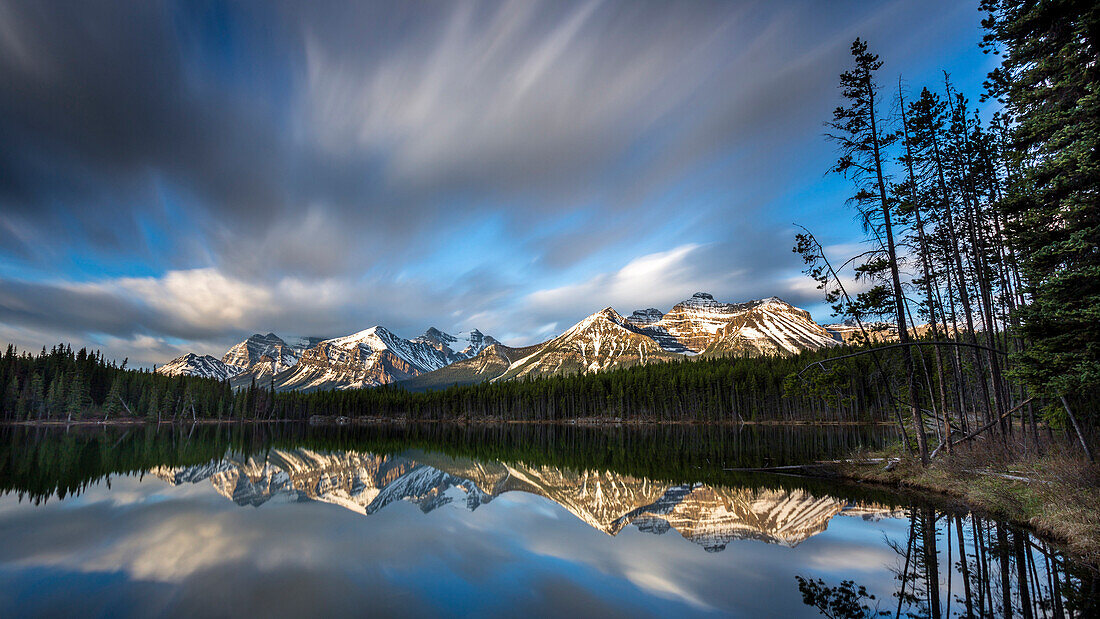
[156,292,838,392]
[153,449,903,552]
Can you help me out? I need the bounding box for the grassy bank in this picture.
[831,441,1100,565]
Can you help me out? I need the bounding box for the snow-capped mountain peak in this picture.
[495,306,678,380]
[265,325,498,392]
[324,326,396,351]
[416,327,497,360]
[156,353,244,380]
[156,293,835,391]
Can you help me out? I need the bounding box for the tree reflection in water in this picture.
[798,505,1097,618]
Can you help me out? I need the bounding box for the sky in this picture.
[0,0,999,366]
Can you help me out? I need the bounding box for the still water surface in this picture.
[0,422,1093,617]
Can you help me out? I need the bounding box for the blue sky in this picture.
[0,0,998,365]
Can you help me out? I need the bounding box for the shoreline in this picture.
[804,451,1100,568]
[305,416,896,427]
[1,416,896,428]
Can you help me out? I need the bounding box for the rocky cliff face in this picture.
[153,449,902,551]
[625,308,664,326]
[222,333,299,374]
[652,293,746,353]
[697,297,839,357]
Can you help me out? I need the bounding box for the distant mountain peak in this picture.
[756,296,786,305]
[494,305,678,380]
[422,327,451,339]
[692,292,713,299]
[157,353,244,380]
[222,332,298,379]
[264,325,498,392]
[596,306,622,320]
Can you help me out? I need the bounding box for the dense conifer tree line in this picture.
[0,344,276,422]
[0,340,906,424]
[273,345,900,423]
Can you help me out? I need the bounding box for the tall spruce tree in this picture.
[104,377,123,420]
[47,372,65,416]
[65,371,90,421]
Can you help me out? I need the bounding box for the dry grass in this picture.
[834,438,1100,565]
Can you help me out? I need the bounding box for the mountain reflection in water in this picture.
[0,422,1095,617]
[153,449,904,551]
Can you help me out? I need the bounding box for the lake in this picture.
[0,422,1093,617]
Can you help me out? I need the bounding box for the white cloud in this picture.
[524,243,720,317]
[112,269,276,331]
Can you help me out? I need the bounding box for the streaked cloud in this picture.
[0,0,991,363]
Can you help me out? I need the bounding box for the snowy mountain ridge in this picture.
[408,292,839,388]
[157,292,837,391]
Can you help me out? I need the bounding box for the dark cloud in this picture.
[0,278,156,338]
[0,0,989,360]
[0,1,295,270]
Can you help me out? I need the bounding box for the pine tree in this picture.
[104,377,123,420]
[159,386,175,422]
[827,39,929,464]
[47,372,66,418]
[29,372,45,420]
[983,0,1100,409]
[146,385,159,421]
[66,371,90,421]
[2,374,17,416]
